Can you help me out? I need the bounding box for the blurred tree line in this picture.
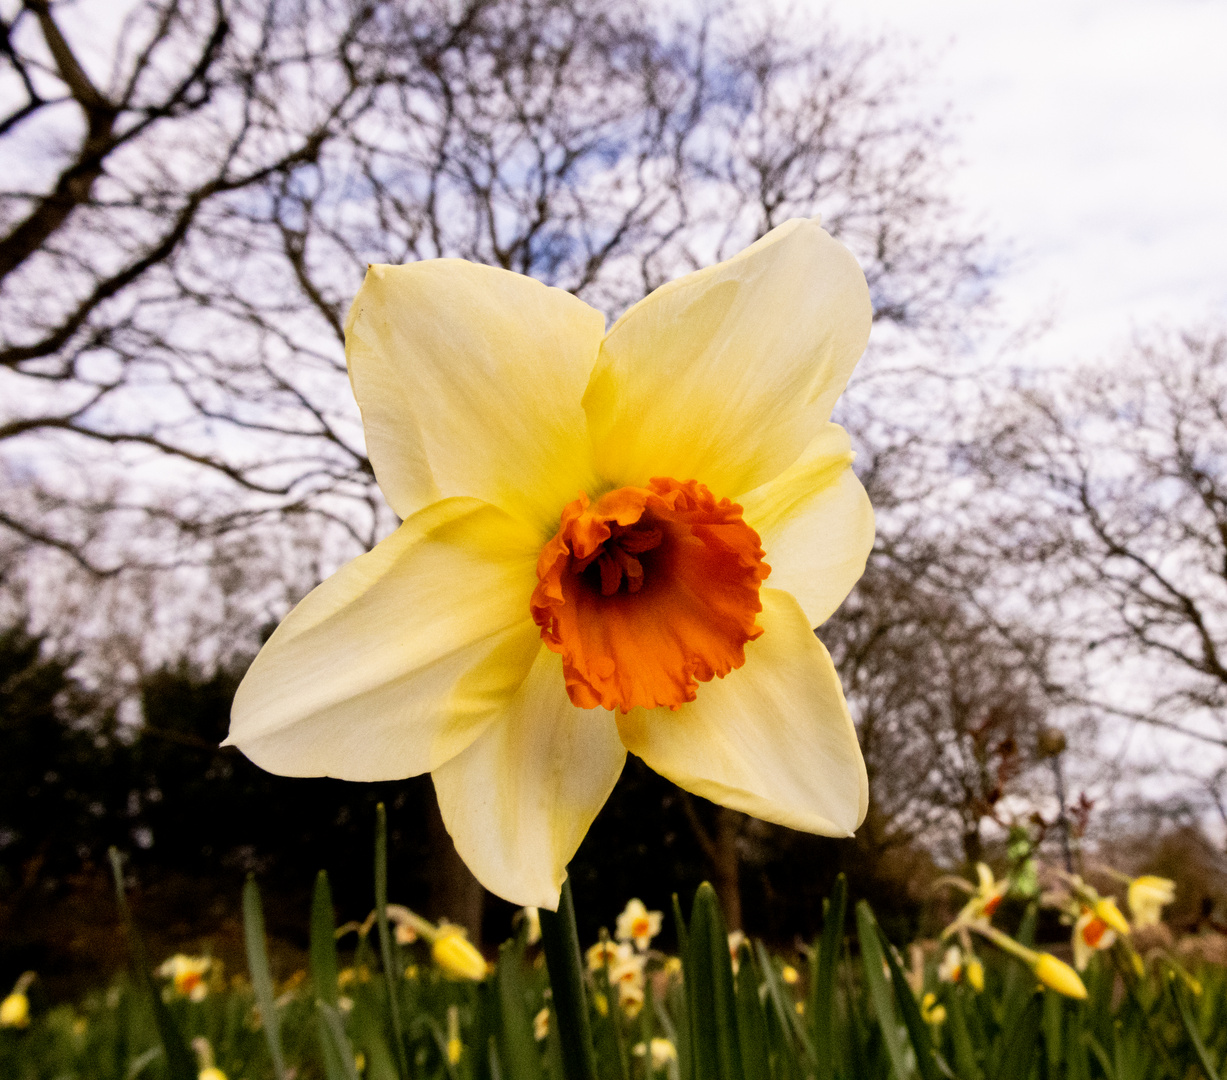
[1,0,1224,993]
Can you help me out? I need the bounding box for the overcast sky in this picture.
[811,0,1227,365]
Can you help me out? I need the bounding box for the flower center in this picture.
[530,478,769,712]
[1081,912,1108,948]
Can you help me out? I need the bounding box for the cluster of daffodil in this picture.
[5,872,1226,1080]
[927,858,1191,1022]
[932,862,1088,1000]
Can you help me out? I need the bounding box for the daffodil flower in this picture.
[1072,902,1123,972]
[157,955,212,1002]
[616,898,663,951]
[1127,875,1175,927]
[937,945,964,984]
[226,219,873,908]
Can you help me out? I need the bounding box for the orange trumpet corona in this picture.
[531,478,770,712]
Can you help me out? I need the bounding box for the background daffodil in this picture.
[226,218,874,909]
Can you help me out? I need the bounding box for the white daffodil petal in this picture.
[616,588,867,836]
[227,498,543,779]
[584,219,871,497]
[433,647,627,909]
[345,260,606,532]
[740,423,875,627]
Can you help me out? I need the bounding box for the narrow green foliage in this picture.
[374,803,411,1080]
[496,934,545,1080]
[810,874,847,1079]
[685,882,744,1080]
[539,877,598,1080]
[311,870,341,1006]
[855,900,916,1080]
[107,848,198,1080]
[871,911,944,1080]
[244,875,289,1080]
[15,855,1227,1080]
[1171,975,1222,1080]
[734,944,770,1080]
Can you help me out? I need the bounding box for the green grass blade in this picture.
[318,1001,363,1080]
[539,876,599,1080]
[734,944,770,1080]
[1172,979,1222,1080]
[374,803,410,1080]
[107,848,197,1080]
[946,991,983,1080]
[754,939,812,1067]
[811,875,847,1080]
[686,883,745,1080]
[243,874,289,1080]
[855,900,916,1080]
[310,870,340,1007]
[672,893,689,958]
[872,910,944,1080]
[496,935,545,1080]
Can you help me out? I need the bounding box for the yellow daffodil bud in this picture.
[795,1000,805,1015]
[199,1069,228,1080]
[0,992,30,1028]
[966,957,985,993]
[1094,897,1131,937]
[354,1052,366,1074]
[431,928,488,981]
[446,1038,462,1065]
[533,1007,550,1041]
[1128,875,1176,927]
[593,992,609,1017]
[1033,954,1087,1000]
[781,964,800,985]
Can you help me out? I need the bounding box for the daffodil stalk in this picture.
[968,922,1087,1000]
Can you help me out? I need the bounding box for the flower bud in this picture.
[1033,954,1087,999]
[0,992,29,1028]
[1094,897,1131,937]
[432,929,488,981]
[966,957,985,993]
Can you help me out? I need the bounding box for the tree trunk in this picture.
[713,806,744,932]
[961,820,983,871]
[424,787,485,946]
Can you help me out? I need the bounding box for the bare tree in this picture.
[2,0,994,933]
[971,328,1227,840]
[1,0,987,580]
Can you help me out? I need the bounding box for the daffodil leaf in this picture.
[538,876,598,1080]
[495,936,545,1080]
[733,943,769,1080]
[311,870,340,1008]
[854,900,916,1080]
[374,803,410,1080]
[317,1001,363,1080]
[685,883,744,1080]
[946,991,984,1080]
[1171,978,1222,1080]
[871,911,945,1080]
[107,848,196,1080]
[810,874,848,1080]
[243,874,289,1080]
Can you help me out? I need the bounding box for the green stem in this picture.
[539,877,598,1080]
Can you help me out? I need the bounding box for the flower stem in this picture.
[539,877,598,1080]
